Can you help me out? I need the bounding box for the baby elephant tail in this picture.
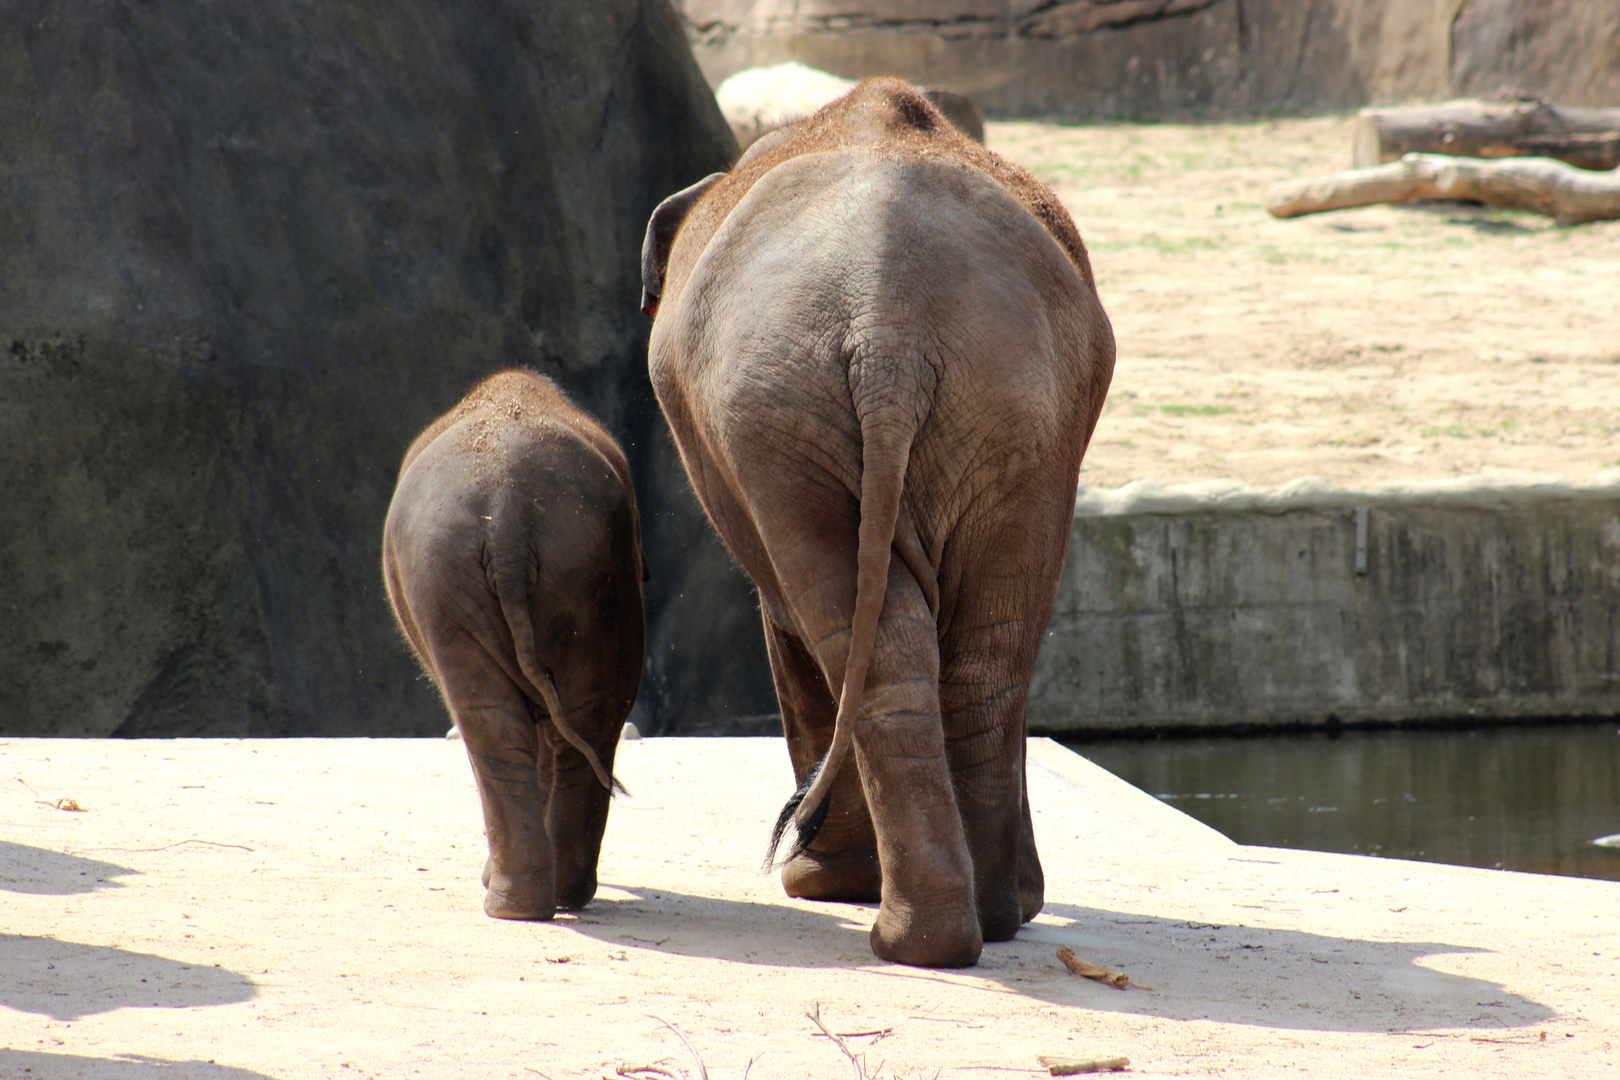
[496,571,623,796]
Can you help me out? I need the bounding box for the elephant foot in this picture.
[483,870,555,921]
[870,901,982,968]
[1020,885,1044,924]
[1017,831,1045,925]
[979,894,1024,943]
[554,870,598,912]
[782,848,881,903]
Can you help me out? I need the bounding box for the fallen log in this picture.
[1352,99,1620,172]
[1039,1056,1131,1075]
[1267,153,1620,226]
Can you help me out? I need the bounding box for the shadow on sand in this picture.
[0,1051,279,1079]
[0,841,140,895]
[560,885,1552,1034]
[0,935,257,1022]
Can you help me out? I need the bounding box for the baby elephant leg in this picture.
[540,704,616,912]
[438,644,555,920]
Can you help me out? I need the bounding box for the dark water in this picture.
[1071,722,1620,882]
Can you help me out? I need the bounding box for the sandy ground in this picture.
[5,737,1619,1079]
[987,117,1620,490]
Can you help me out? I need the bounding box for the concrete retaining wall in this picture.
[1030,475,1620,731]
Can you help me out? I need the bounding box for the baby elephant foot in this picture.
[483,869,555,921]
[782,847,881,903]
[870,900,983,968]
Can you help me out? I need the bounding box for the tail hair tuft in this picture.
[764,756,832,870]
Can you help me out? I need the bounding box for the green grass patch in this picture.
[1145,234,1222,255]
[1153,404,1237,418]
[1421,419,1519,439]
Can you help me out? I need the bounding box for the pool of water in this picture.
[1069,722,1620,882]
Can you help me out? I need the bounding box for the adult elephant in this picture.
[642,79,1114,967]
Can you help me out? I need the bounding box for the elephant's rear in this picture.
[386,372,643,692]
[653,93,1113,635]
[382,369,644,921]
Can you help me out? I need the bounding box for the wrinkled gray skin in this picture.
[383,370,645,920]
[643,80,1114,967]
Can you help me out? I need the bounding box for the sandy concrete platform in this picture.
[3,736,1617,1079]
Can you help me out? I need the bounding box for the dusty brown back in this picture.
[679,78,1096,293]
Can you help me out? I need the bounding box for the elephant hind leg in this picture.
[764,614,881,903]
[435,641,556,921]
[939,621,1048,943]
[463,737,555,920]
[539,695,616,912]
[845,565,981,968]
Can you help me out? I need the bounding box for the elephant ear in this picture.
[640,172,727,318]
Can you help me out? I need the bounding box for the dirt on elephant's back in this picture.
[989,116,1620,492]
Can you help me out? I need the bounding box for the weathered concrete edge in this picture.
[1034,473,1620,732]
[1074,471,1620,517]
[1027,736,1236,851]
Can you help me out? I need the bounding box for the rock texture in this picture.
[715,61,985,148]
[0,0,776,736]
[674,0,1620,120]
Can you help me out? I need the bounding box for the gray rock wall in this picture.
[1031,479,1620,731]
[0,1,776,736]
[675,0,1620,119]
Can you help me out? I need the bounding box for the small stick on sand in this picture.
[1056,947,1153,991]
[617,1015,709,1080]
[1039,1055,1131,1075]
[807,1003,869,1080]
[16,777,85,811]
[615,1067,684,1080]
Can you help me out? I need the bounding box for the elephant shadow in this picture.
[0,1051,278,1079]
[0,841,140,895]
[0,934,258,1022]
[563,887,1553,1035]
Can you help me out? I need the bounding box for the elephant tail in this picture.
[496,571,623,796]
[768,388,919,866]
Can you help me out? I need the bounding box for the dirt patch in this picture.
[990,115,1620,490]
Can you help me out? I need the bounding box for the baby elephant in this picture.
[383,370,645,920]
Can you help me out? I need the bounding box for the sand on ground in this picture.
[987,117,1620,491]
[5,737,1618,1079]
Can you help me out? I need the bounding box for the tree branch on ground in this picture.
[1267,153,1620,226]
